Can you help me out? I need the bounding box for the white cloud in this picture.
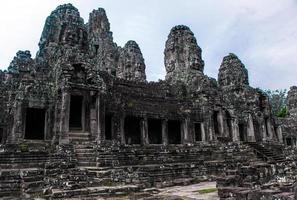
[0,0,296,90]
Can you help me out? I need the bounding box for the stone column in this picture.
[217,110,224,136]
[207,119,214,141]
[59,91,70,144]
[276,126,283,143]
[120,115,125,144]
[10,100,23,143]
[141,117,149,145]
[261,119,267,142]
[266,118,275,140]
[200,122,206,141]
[162,119,168,145]
[183,118,190,144]
[247,114,256,142]
[232,119,239,142]
[96,94,102,142]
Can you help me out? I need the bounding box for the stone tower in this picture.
[287,86,297,116]
[88,8,119,74]
[218,53,249,87]
[38,4,87,54]
[117,40,146,82]
[164,25,204,85]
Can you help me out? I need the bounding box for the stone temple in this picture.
[0,4,297,199]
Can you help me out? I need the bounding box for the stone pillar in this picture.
[207,119,214,141]
[261,119,267,142]
[247,114,256,142]
[120,115,125,144]
[200,122,206,141]
[96,94,102,142]
[217,110,224,136]
[59,91,70,144]
[276,126,283,143]
[266,118,274,140]
[10,100,23,143]
[232,119,239,142]
[141,117,149,145]
[183,118,191,144]
[162,119,168,145]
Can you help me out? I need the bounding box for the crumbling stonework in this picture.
[277,86,297,147]
[218,53,249,87]
[0,3,295,200]
[117,40,146,82]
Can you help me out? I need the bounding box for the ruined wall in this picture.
[0,4,283,145]
[218,54,277,142]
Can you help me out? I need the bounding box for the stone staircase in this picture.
[69,131,91,143]
[245,142,285,162]
[75,143,97,167]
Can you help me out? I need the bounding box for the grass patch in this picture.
[195,188,218,194]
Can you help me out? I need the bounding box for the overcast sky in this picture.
[0,0,296,90]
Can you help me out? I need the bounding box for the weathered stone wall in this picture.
[0,3,283,146]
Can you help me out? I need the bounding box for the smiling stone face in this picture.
[164,25,204,83]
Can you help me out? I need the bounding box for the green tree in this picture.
[264,89,288,117]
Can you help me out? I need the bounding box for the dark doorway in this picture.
[253,120,261,142]
[286,138,292,146]
[105,114,112,140]
[148,118,162,144]
[168,120,181,144]
[226,112,232,138]
[239,123,245,141]
[25,108,45,140]
[213,111,219,135]
[194,123,202,141]
[69,95,83,130]
[124,116,141,144]
[0,128,3,143]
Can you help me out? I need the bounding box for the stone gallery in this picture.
[0,4,297,199]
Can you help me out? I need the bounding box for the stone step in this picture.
[77,157,96,162]
[51,185,140,199]
[78,161,97,167]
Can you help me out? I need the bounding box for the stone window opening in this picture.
[69,95,83,130]
[194,122,202,141]
[239,123,245,141]
[105,114,113,140]
[24,108,46,140]
[94,45,99,54]
[124,116,141,144]
[168,120,181,144]
[148,118,162,144]
[286,137,292,146]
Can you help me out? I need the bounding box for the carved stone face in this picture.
[164,25,204,77]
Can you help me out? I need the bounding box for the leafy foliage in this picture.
[264,89,288,117]
[276,106,288,118]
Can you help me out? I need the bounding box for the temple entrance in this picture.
[105,114,112,140]
[168,120,181,144]
[194,123,202,141]
[25,108,45,140]
[124,116,141,144]
[239,123,245,141]
[69,95,83,130]
[148,118,162,144]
